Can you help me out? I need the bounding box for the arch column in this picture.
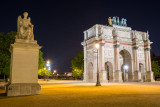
[114,41,122,82]
[133,45,141,82]
[82,42,87,82]
[145,44,154,82]
[100,42,108,82]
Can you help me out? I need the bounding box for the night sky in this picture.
[0,1,160,73]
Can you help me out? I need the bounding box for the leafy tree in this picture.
[71,51,84,79]
[39,51,45,70]
[38,67,52,80]
[0,32,16,79]
[151,61,160,77]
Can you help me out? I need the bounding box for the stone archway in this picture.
[88,62,93,82]
[119,49,132,82]
[139,63,145,82]
[105,61,113,82]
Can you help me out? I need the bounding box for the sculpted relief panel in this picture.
[138,47,145,59]
[103,28,112,36]
[118,31,130,39]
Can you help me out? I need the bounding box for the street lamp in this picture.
[95,43,101,86]
[54,70,56,73]
[46,60,51,71]
[124,65,128,82]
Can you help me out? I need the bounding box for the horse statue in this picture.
[117,17,120,25]
[112,16,117,25]
[119,18,123,26]
[123,19,127,27]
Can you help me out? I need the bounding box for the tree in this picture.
[38,51,45,70]
[38,67,52,80]
[0,32,16,79]
[151,61,160,77]
[71,51,84,79]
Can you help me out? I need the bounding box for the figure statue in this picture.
[120,18,124,26]
[117,17,119,25]
[112,16,117,25]
[146,30,149,40]
[112,28,118,36]
[123,19,127,27]
[16,12,34,40]
[108,17,112,26]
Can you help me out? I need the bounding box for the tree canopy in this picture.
[151,61,160,77]
[71,51,84,78]
[38,67,52,77]
[0,32,16,77]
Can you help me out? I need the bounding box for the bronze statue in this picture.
[108,17,112,26]
[16,12,34,40]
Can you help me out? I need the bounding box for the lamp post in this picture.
[124,65,128,82]
[95,43,101,86]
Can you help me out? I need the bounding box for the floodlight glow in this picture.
[95,43,100,49]
[47,60,50,64]
[124,65,128,70]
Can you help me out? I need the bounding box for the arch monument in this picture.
[82,17,154,83]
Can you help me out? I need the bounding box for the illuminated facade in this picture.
[82,24,154,83]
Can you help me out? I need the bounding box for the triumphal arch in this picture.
[82,17,154,83]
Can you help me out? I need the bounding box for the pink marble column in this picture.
[147,48,152,71]
[115,44,120,71]
[134,46,139,71]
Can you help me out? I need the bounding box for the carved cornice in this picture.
[133,45,139,50]
[114,43,120,48]
[145,48,150,51]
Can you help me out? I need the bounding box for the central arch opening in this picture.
[119,49,132,82]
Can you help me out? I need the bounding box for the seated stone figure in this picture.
[16,12,34,40]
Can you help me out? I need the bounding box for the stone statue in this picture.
[112,28,118,36]
[108,17,112,26]
[16,12,34,40]
[146,30,149,40]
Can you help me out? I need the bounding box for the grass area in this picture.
[1,83,160,107]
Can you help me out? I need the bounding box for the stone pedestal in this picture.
[145,71,155,82]
[114,71,123,82]
[102,70,108,83]
[7,39,41,96]
[134,71,141,82]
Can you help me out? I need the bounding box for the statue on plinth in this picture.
[16,12,34,40]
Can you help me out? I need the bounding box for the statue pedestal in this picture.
[145,71,155,82]
[134,71,141,82]
[7,39,41,96]
[113,71,123,82]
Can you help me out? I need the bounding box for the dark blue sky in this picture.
[0,1,160,73]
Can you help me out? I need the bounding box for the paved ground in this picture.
[1,80,160,107]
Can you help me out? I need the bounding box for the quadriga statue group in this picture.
[108,16,127,27]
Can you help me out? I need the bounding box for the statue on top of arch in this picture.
[16,12,34,40]
[108,16,127,27]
